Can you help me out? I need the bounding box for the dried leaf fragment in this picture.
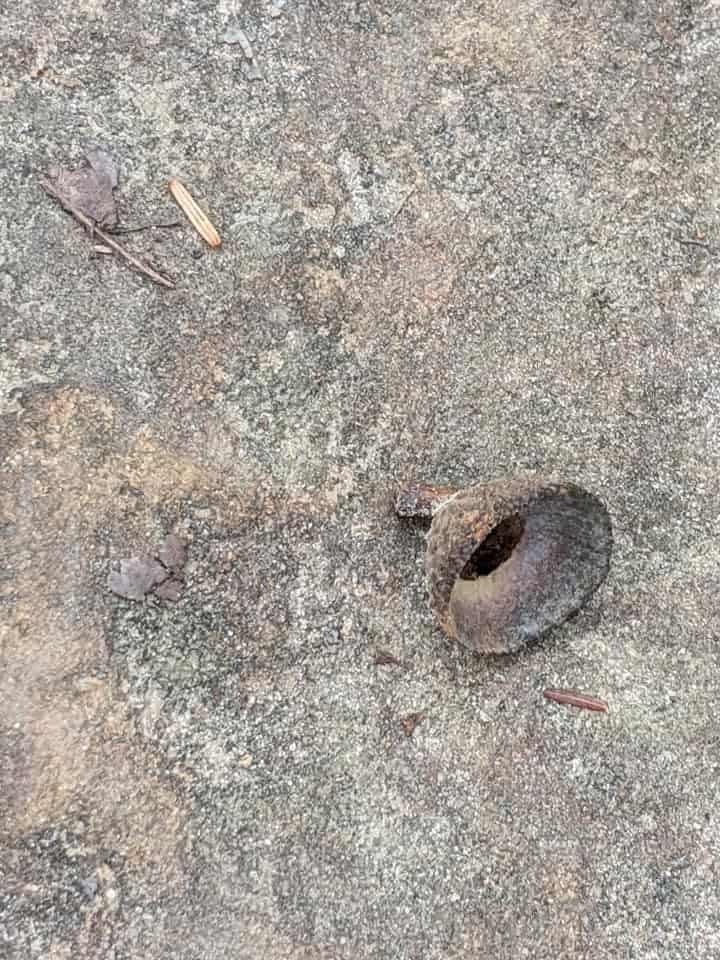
[157,533,187,572]
[153,577,184,602]
[168,178,221,248]
[41,156,176,290]
[108,533,189,602]
[85,147,119,190]
[400,712,425,738]
[45,147,119,228]
[108,555,168,601]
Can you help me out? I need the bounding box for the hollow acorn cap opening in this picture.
[425,480,613,654]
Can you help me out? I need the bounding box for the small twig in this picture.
[543,688,608,713]
[40,179,176,289]
[389,187,416,224]
[676,236,712,251]
[109,220,182,235]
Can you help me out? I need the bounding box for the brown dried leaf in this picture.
[157,534,187,573]
[153,577,184,602]
[46,147,119,228]
[400,712,424,738]
[108,555,168,601]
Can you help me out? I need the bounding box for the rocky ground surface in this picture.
[2,1,720,957]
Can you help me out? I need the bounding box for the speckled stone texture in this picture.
[2,1,720,958]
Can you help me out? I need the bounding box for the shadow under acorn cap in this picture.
[396,478,613,655]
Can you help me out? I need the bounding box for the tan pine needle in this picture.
[168,178,221,248]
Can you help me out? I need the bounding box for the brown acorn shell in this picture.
[425,479,613,654]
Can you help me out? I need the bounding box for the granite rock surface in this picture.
[2,2,720,957]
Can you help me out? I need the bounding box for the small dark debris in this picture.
[45,147,119,228]
[107,555,168,601]
[108,533,189,602]
[157,533,187,572]
[400,712,424,738]
[374,650,403,667]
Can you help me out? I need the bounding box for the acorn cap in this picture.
[425,479,613,654]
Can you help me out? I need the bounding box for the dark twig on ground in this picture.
[373,650,404,667]
[543,688,609,713]
[676,236,713,251]
[109,220,182,235]
[40,178,176,289]
[389,187,417,224]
